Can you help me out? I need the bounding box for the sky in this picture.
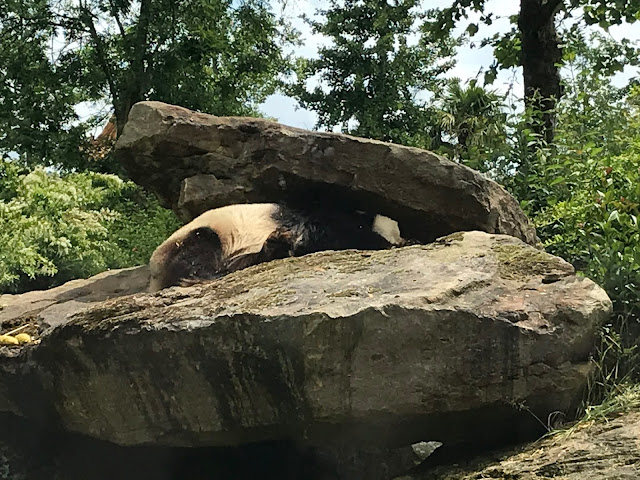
[258,0,640,130]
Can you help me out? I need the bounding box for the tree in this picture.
[435,0,640,144]
[291,0,458,149]
[518,0,563,144]
[435,79,507,172]
[0,1,89,167]
[0,0,295,170]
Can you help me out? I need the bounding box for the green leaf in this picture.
[484,68,497,85]
[608,210,620,223]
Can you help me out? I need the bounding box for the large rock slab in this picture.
[0,232,609,455]
[115,101,537,245]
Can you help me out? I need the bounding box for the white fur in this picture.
[164,203,277,256]
[372,214,403,245]
[149,204,405,292]
[149,203,279,291]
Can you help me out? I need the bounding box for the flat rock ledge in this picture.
[0,232,610,460]
[0,266,149,330]
[420,408,640,480]
[116,101,537,245]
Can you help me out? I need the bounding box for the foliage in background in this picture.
[434,0,640,144]
[434,79,508,172]
[290,0,458,149]
[513,36,640,397]
[0,0,91,169]
[0,160,179,294]
[0,0,295,171]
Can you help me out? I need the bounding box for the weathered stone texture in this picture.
[0,266,148,330]
[420,408,640,480]
[115,101,537,245]
[0,232,610,453]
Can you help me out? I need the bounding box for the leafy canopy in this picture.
[516,34,640,364]
[0,0,295,170]
[435,79,508,172]
[291,0,458,148]
[0,161,179,293]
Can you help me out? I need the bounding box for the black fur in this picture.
[270,206,393,255]
[165,227,226,286]
[152,204,400,291]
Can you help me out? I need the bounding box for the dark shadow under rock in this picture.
[0,413,338,480]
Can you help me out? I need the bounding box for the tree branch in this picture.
[79,4,119,109]
[107,0,127,39]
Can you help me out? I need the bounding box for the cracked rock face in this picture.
[115,101,537,245]
[0,232,610,454]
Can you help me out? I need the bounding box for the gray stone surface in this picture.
[115,101,538,245]
[0,266,149,330]
[0,232,610,458]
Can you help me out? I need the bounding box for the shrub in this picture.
[535,151,639,318]
[0,162,179,293]
[523,86,640,393]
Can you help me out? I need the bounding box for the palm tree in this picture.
[436,79,507,171]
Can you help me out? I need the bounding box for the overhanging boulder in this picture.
[0,232,610,454]
[115,101,537,245]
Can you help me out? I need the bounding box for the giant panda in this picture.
[148,203,405,292]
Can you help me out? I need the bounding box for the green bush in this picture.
[522,85,640,391]
[530,85,640,319]
[0,162,179,293]
[535,150,639,318]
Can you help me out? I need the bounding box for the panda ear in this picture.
[190,227,223,248]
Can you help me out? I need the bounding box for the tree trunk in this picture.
[518,0,563,144]
[115,0,153,137]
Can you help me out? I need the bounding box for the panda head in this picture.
[149,203,281,292]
